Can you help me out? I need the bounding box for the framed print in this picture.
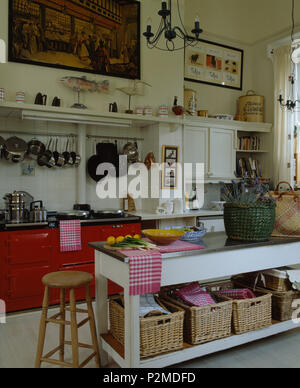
[162,145,179,189]
[9,0,140,80]
[184,38,244,90]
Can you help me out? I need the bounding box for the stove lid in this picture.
[56,210,89,219]
[92,209,124,218]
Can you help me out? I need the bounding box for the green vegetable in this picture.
[112,237,157,249]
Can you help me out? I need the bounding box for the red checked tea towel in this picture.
[119,250,162,296]
[59,220,82,252]
[216,288,256,299]
[174,282,216,307]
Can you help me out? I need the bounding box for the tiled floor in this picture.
[1,305,300,368]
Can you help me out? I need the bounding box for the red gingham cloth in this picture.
[216,288,256,299]
[119,250,162,296]
[59,220,82,252]
[174,282,216,307]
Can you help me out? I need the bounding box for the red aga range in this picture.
[0,208,141,313]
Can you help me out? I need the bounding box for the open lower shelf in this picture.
[101,319,300,368]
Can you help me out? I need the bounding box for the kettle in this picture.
[29,201,48,223]
[35,93,47,105]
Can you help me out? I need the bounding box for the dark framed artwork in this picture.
[162,145,179,189]
[184,38,244,90]
[9,0,141,80]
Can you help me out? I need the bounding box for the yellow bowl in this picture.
[142,229,185,245]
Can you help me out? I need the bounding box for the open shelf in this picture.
[0,101,273,132]
[101,319,300,368]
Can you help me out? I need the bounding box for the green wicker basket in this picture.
[224,202,276,242]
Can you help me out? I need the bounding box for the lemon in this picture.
[125,234,132,239]
[106,236,116,246]
[116,236,125,243]
[133,234,141,240]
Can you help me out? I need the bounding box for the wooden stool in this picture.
[35,271,101,368]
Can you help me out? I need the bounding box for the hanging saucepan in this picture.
[123,140,139,164]
[27,138,46,160]
[0,136,5,159]
[53,137,65,168]
[4,136,28,163]
[70,137,81,167]
[37,137,55,168]
[63,137,72,167]
[46,137,56,169]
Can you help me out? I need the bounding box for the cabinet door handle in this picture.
[5,256,12,264]
[6,275,15,297]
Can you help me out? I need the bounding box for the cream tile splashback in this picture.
[0,118,143,211]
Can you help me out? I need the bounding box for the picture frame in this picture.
[184,38,244,90]
[162,145,179,189]
[8,0,141,80]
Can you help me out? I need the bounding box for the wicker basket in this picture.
[224,202,276,242]
[240,271,292,292]
[233,275,299,321]
[109,296,184,358]
[206,280,272,334]
[160,284,233,345]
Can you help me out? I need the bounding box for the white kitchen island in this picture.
[90,233,300,368]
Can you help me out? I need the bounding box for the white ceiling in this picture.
[185,0,300,45]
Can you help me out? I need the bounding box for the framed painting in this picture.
[184,38,244,90]
[9,0,140,80]
[162,145,179,189]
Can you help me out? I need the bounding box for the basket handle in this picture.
[274,181,294,194]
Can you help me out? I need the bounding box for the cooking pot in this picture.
[123,141,139,164]
[27,138,46,160]
[4,136,28,163]
[3,191,34,223]
[29,201,48,223]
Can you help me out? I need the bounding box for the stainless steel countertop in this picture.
[89,232,300,263]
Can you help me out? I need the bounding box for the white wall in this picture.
[0,0,185,211]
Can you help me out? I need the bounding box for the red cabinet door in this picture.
[4,265,53,312]
[54,226,100,266]
[3,229,54,266]
[0,233,5,300]
[99,223,141,240]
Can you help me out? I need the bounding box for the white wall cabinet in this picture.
[209,128,236,180]
[184,125,236,181]
[184,126,209,178]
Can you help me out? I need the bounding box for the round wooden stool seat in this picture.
[42,271,93,289]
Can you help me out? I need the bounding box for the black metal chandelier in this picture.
[143,0,203,51]
[278,75,300,111]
